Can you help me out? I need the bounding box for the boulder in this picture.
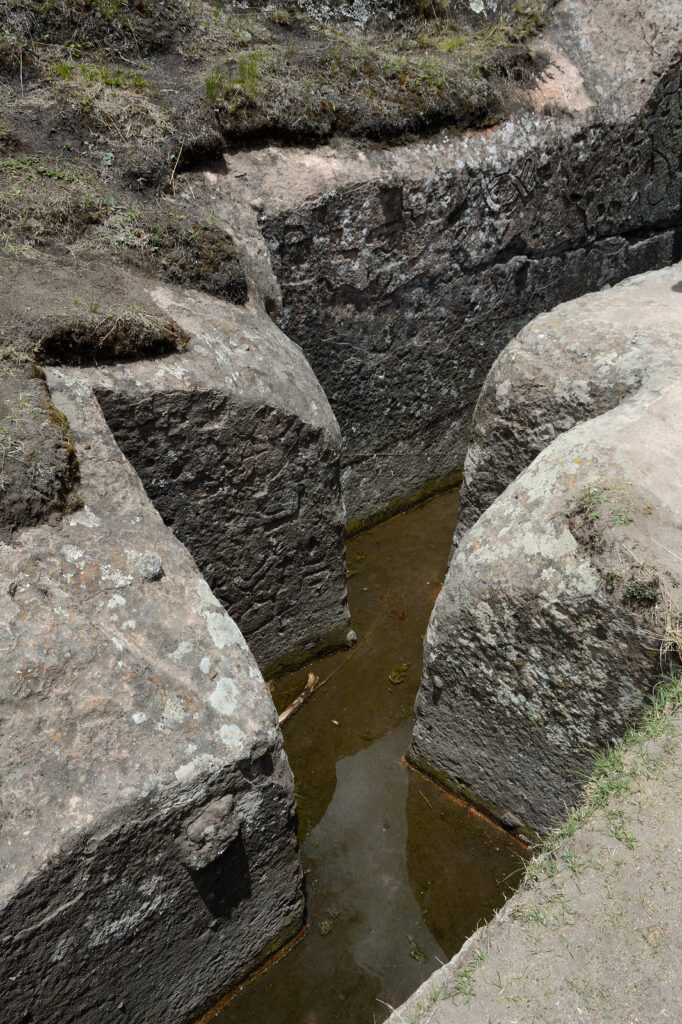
[455,267,682,544]
[0,374,304,1024]
[219,0,681,526]
[68,280,350,675]
[409,267,682,833]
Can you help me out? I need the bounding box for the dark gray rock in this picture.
[0,376,304,1024]
[81,283,350,674]
[409,267,682,833]
[223,0,681,524]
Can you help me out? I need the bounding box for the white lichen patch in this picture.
[160,695,187,729]
[132,712,148,725]
[67,507,101,530]
[209,676,238,718]
[204,610,248,651]
[107,594,126,609]
[170,640,194,662]
[61,544,84,564]
[219,723,246,752]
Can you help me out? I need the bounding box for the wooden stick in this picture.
[278,672,320,726]
[277,637,367,726]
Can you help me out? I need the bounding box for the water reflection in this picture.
[208,491,527,1024]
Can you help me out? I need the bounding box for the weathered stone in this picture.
[455,266,682,544]
[410,267,682,833]
[0,365,79,540]
[220,0,681,524]
[0,375,304,1024]
[74,281,350,674]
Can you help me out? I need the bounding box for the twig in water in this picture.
[278,635,368,726]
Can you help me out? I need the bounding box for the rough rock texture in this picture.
[410,268,682,833]
[392,698,682,1024]
[78,281,350,674]
[242,0,517,29]
[0,375,304,1024]
[221,0,682,525]
[455,267,682,544]
[0,365,79,540]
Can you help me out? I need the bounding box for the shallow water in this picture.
[207,490,526,1024]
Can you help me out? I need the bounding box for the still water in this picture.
[203,489,526,1024]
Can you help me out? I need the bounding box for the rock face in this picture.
[0,374,304,1024]
[222,0,682,525]
[455,267,682,544]
[83,282,349,674]
[410,267,682,833]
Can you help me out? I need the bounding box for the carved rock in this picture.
[78,282,350,673]
[222,0,681,524]
[0,376,305,1023]
[410,267,682,833]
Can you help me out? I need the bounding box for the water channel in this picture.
[202,489,527,1024]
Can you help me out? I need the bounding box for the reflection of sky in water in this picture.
[212,491,526,1024]
[303,719,443,985]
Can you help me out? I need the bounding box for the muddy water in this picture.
[209,490,526,1024]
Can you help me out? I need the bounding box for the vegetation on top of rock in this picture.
[0,0,553,314]
[33,306,190,366]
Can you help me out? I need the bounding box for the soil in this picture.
[0,0,552,290]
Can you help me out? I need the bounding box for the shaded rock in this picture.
[409,267,682,833]
[0,377,304,1024]
[0,364,79,540]
[223,0,682,524]
[78,281,350,673]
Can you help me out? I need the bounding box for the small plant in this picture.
[623,577,659,605]
[205,68,224,105]
[609,507,633,525]
[389,663,410,686]
[54,60,73,80]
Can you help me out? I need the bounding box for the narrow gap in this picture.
[201,487,529,1024]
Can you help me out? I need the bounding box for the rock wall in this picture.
[0,376,304,1024]
[221,0,682,525]
[86,283,350,674]
[410,267,682,833]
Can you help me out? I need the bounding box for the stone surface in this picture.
[217,0,681,524]
[455,266,682,542]
[76,280,349,674]
[410,267,682,833]
[392,698,682,1024]
[0,365,79,540]
[0,374,304,1024]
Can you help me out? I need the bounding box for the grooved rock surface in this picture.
[221,0,682,524]
[410,267,682,833]
[80,282,349,673]
[0,376,304,1024]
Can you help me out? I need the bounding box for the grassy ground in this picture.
[0,0,553,288]
[389,668,682,1024]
